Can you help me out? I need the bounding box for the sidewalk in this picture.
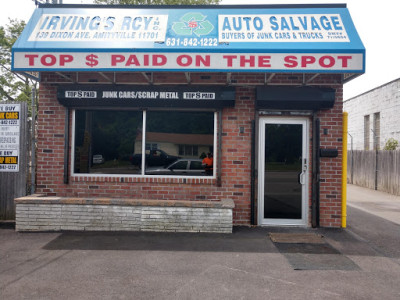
[1,184,400,299]
[347,184,400,225]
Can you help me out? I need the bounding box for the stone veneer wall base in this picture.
[15,195,234,234]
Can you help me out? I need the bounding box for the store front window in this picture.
[74,110,143,175]
[73,110,215,177]
[144,111,214,176]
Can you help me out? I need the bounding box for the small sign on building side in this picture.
[0,103,20,172]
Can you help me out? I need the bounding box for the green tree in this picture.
[94,0,220,5]
[0,19,37,110]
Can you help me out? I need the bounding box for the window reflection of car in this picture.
[93,154,105,164]
[145,159,206,176]
[130,149,180,167]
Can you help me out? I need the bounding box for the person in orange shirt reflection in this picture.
[202,152,213,175]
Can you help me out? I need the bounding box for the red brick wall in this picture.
[318,85,344,227]
[36,72,343,227]
[220,86,254,224]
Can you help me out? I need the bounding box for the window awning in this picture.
[12,4,365,74]
[57,85,235,108]
[256,86,335,110]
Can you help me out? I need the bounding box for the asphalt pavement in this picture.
[1,184,400,300]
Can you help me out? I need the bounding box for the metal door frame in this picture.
[258,117,309,226]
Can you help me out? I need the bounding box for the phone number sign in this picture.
[0,104,20,172]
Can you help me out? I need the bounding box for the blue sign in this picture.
[12,5,365,73]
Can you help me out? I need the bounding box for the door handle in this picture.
[299,172,306,185]
[297,172,305,184]
[298,159,307,185]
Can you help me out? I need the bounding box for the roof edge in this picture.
[344,77,400,102]
[37,3,348,9]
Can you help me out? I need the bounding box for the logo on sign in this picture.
[65,91,97,98]
[172,13,214,37]
[183,92,215,100]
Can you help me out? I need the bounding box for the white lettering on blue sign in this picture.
[218,14,349,42]
[29,13,168,42]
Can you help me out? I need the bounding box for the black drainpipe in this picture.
[311,113,320,228]
[63,108,70,184]
[217,110,222,187]
[250,120,256,225]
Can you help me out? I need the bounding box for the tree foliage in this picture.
[0,19,36,107]
[94,0,220,5]
[383,138,399,150]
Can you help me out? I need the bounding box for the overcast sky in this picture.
[1,0,399,100]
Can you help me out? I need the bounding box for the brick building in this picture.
[11,4,364,231]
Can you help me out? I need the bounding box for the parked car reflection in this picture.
[145,159,206,176]
[92,154,105,164]
[130,149,180,168]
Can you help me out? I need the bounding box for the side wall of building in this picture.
[36,72,343,227]
[344,78,400,150]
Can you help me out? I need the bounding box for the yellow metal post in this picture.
[342,112,348,228]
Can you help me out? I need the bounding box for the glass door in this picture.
[258,118,308,226]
